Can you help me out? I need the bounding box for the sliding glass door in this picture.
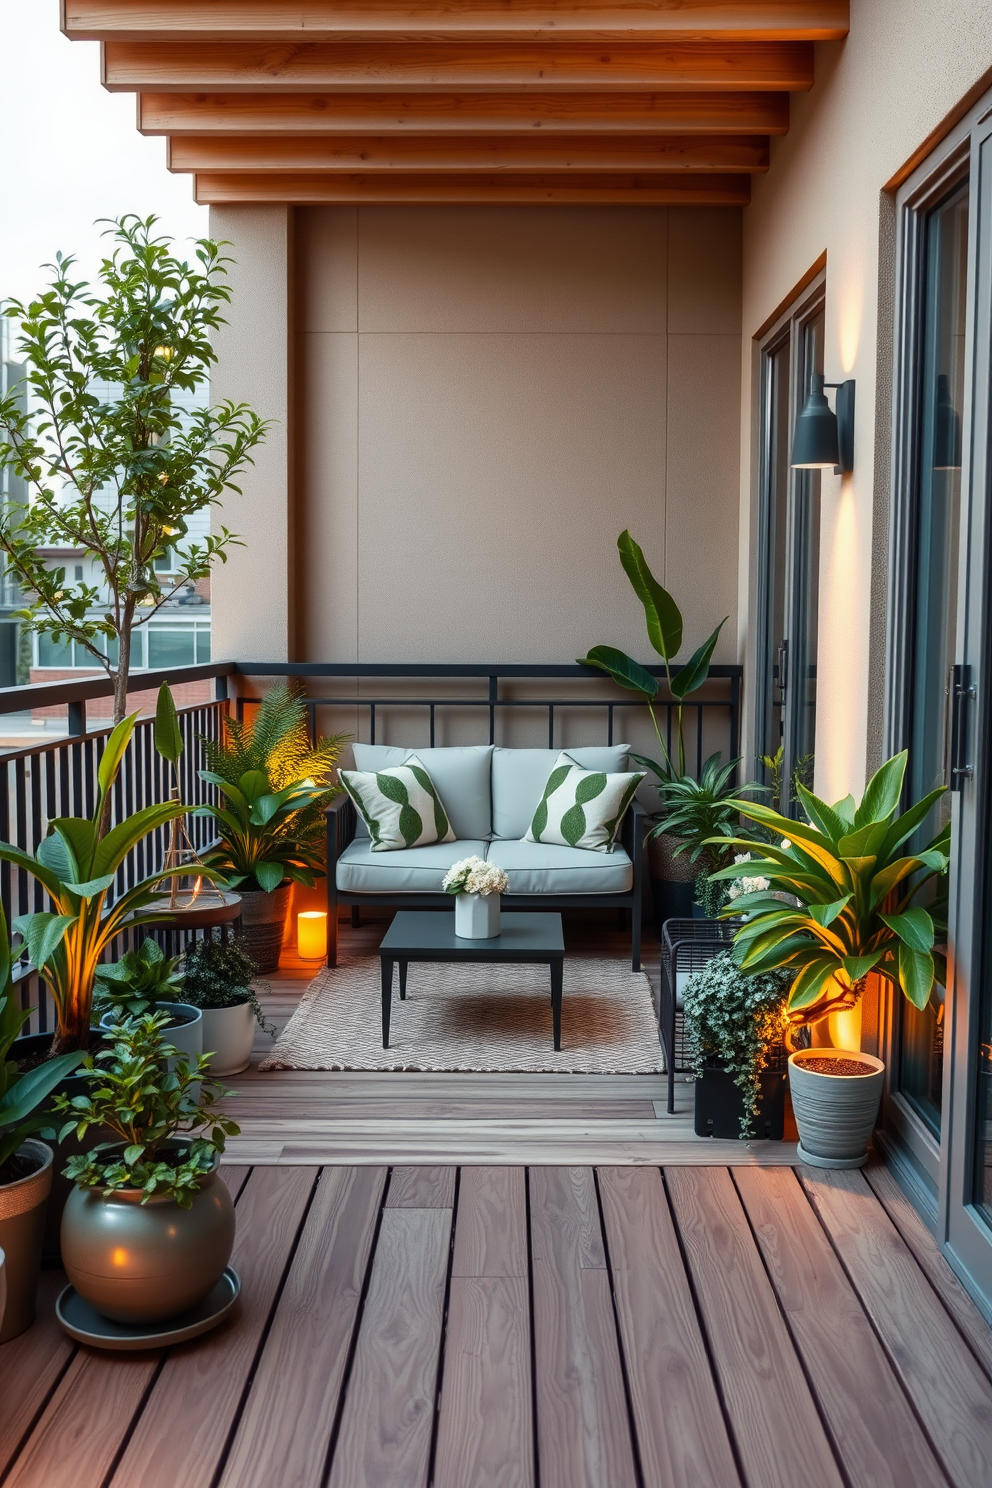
[754,285,824,814]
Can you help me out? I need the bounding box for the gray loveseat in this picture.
[325,743,644,969]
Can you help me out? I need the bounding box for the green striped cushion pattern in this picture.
[339,755,456,852]
[525,752,644,854]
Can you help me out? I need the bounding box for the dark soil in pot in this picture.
[0,1148,44,1187]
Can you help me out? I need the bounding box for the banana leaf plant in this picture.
[0,712,221,1056]
[578,530,727,779]
[0,899,84,1168]
[708,751,950,1028]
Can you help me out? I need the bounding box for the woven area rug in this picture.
[260,956,664,1074]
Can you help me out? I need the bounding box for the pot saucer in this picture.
[55,1266,241,1350]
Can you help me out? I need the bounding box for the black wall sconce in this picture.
[791,373,856,474]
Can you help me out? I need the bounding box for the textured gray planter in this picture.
[788,1049,885,1168]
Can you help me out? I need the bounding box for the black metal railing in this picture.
[1,659,742,1033]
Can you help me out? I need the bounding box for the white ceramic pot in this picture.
[199,998,256,1076]
[788,1049,885,1168]
[455,891,501,939]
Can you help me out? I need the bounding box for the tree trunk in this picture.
[51,1011,90,1058]
[112,622,133,725]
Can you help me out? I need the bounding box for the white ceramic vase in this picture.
[199,999,256,1076]
[455,891,501,939]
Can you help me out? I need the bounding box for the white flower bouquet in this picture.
[442,855,509,897]
[727,852,771,901]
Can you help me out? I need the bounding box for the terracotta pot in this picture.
[788,1049,885,1168]
[199,998,256,1076]
[237,884,292,973]
[61,1143,235,1325]
[0,1139,53,1342]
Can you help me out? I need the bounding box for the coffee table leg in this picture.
[381,957,393,1047]
[399,962,408,1001]
[550,958,563,1052]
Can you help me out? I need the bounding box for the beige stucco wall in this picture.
[275,204,742,669]
[739,2,992,801]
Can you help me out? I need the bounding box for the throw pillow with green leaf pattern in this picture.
[526,752,644,854]
[340,756,456,852]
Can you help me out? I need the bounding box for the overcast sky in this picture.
[0,0,208,309]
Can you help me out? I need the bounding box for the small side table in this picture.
[378,911,566,1050]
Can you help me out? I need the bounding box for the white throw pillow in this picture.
[525,752,644,854]
[339,756,456,852]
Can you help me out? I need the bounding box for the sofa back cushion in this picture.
[491,745,631,840]
[351,744,494,840]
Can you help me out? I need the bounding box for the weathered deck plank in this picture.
[107,1166,317,1488]
[529,1166,639,1488]
[434,1166,533,1488]
[800,1166,992,1488]
[327,1205,453,1488]
[733,1165,949,1488]
[217,1166,387,1488]
[597,1165,742,1488]
[665,1166,845,1488]
[0,1272,76,1481]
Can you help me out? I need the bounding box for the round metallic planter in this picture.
[0,1138,53,1342]
[61,1144,235,1325]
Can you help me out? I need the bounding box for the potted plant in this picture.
[0,905,84,1340]
[54,1011,239,1324]
[577,531,732,926]
[442,856,509,939]
[711,750,949,1167]
[95,939,203,1067]
[182,937,275,1075]
[2,711,219,1056]
[642,753,768,920]
[198,684,347,972]
[682,952,791,1140]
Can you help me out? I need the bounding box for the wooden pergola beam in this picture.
[102,40,815,93]
[169,132,769,173]
[65,1,850,45]
[192,168,753,204]
[138,89,791,136]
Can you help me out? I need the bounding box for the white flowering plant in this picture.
[682,952,791,1140]
[442,856,509,897]
[726,852,771,901]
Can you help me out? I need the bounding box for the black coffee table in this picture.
[379,911,566,1050]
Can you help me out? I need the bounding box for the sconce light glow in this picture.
[791,374,856,474]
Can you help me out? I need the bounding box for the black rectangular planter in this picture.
[693,1064,786,1140]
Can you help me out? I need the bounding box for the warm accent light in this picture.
[112,1247,130,1268]
[298,911,327,961]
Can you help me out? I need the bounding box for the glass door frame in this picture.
[885,87,992,1318]
[750,275,826,812]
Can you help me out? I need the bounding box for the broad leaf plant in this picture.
[710,751,950,1028]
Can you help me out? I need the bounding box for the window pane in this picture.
[37,633,74,667]
[900,180,969,1137]
[147,628,195,668]
[758,339,791,776]
[195,628,211,663]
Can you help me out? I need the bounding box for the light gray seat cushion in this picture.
[485,838,633,895]
[336,838,488,894]
[350,744,494,840]
[491,745,631,840]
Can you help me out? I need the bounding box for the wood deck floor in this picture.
[224,914,803,1166]
[3,1158,992,1488]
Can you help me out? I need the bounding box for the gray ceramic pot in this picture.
[61,1142,235,1325]
[788,1049,886,1168]
[199,998,256,1076]
[237,883,292,974]
[0,1139,53,1342]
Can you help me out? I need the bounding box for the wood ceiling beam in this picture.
[192,169,753,204]
[102,40,815,93]
[138,88,791,135]
[66,2,849,45]
[169,132,769,173]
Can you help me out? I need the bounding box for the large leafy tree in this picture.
[0,215,267,722]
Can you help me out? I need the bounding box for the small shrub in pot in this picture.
[182,937,275,1075]
[54,1011,240,1324]
[682,953,791,1140]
